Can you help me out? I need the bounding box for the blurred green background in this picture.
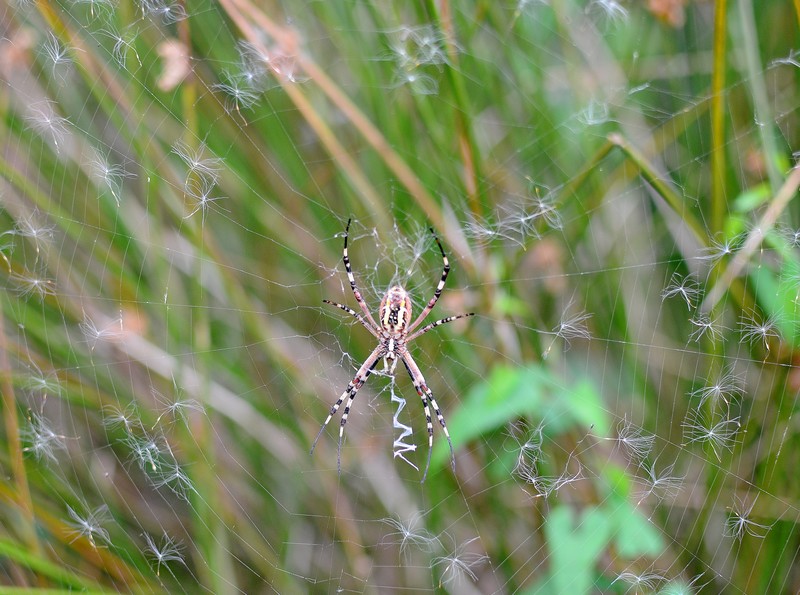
[1,0,799,592]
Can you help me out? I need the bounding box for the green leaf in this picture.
[432,364,608,469]
[521,499,664,595]
[544,505,612,594]
[749,264,800,347]
[608,499,664,557]
[732,182,770,212]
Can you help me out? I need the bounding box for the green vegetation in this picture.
[1,0,799,592]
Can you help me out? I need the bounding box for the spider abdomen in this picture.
[380,286,412,335]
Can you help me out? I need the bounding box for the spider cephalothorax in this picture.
[311,220,474,481]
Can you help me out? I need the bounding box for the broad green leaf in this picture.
[732,183,770,212]
[432,364,608,469]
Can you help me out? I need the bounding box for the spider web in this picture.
[1,0,799,593]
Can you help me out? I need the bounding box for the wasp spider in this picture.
[311,220,474,481]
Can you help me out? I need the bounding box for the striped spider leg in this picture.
[310,344,383,475]
[312,219,474,481]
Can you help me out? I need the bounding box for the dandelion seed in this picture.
[172,141,222,182]
[689,368,744,409]
[615,416,655,462]
[530,465,583,499]
[10,209,56,254]
[112,32,142,70]
[513,460,541,488]
[238,33,306,85]
[267,52,305,84]
[688,314,727,344]
[22,413,68,462]
[464,220,499,242]
[635,458,683,504]
[70,0,114,18]
[23,364,62,396]
[13,213,55,242]
[382,25,449,94]
[24,101,70,154]
[380,515,439,555]
[386,25,449,70]
[510,421,544,484]
[79,314,124,350]
[778,225,800,248]
[213,73,260,117]
[411,27,450,66]
[103,26,142,69]
[431,537,487,588]
[661,272,700,310]
[151,385,203,428]
[463,216,521,247]
[41,32,73,81]
[392,68,439,95]
[183,174,226,222]
[140,0,187,24]
[587,0,629,25]
[10,269,55,300]
[553,309,592,344]
[724,496,772,540]
[235,40,272,90]
[513,422,544,466]
[543,304,592,358]
[611,570,666,593]
[681,411,740,461]
[125,431,165,473]
[527,190,562,230]
[498,189,562,245]
[87,150,135,207]
[152,461,197,499]
[510,422,582,498]
[236,40,270,66]
[701,235,739,265]
[66,504,111,547]
[738,311,780,353]
[143,533,185,577]
[103,403,141,433]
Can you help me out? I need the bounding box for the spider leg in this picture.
[311,346,383,474]
[342,219,382,330]
[407,227,450,333]
[407,312,475,342]
[323,299,380,339]
[401,352,456,482]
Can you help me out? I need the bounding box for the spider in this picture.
[311,219,474,481]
